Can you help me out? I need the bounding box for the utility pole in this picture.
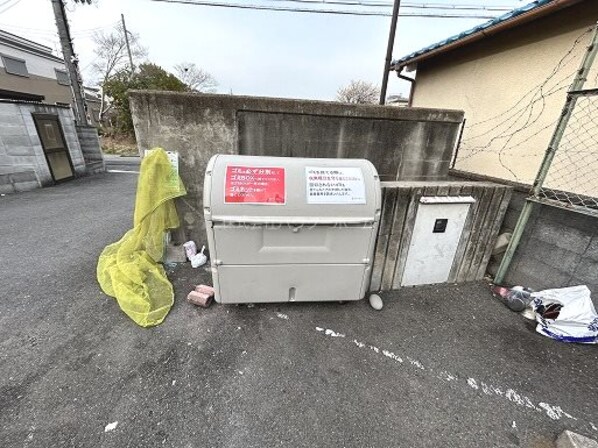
[121,13,135,72]
[379,0,401,105]
[51,0,88,125]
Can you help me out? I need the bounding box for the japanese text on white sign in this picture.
[306,167,366,204]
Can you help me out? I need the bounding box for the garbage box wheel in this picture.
[368,293,383,311]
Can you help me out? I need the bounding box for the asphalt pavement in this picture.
[1,172,597,448]
[103,155,141,172]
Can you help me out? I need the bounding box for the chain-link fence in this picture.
[536,89,598,212]
[485,25,598,283]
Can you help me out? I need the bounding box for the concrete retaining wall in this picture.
[129,91,464,244]
[0,100,86,193]
[451,169,598,298]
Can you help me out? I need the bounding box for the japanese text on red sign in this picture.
[225,165,285,204]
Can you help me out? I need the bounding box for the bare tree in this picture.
[174,62,218,93]
[336,80,380,104]
[91,23,147,121]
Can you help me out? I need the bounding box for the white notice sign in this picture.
[306,166,366,204]
[144,149,179,174]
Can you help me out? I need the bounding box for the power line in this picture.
[0,21,119,38]
[262,0,513,12]
[0,0,22,14]
[0,22,118,34]
[80,54,100,73]
[149,0,504,18]
[400,2,512,11]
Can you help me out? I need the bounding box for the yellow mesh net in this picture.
[97,148,187,327]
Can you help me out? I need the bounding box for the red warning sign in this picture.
[224,165,286,204]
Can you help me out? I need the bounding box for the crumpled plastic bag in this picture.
[491,285,533,312]
[531,285,598,344]
[97,148,186,327]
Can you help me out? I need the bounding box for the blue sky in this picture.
[0,0,524,99]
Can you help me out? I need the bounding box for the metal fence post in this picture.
[494,23,598,285]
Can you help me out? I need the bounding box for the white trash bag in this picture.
[531,285,598,344]
[190,245,207,268]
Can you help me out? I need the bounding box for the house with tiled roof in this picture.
[392,0,597,186]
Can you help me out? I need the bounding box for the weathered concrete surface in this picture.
[76,125,105,174]
[129,91,464,245]
[1,173,598,447]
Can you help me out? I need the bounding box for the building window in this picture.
[55,69,70,86]
[1,54,28,77]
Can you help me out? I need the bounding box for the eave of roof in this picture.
[391,0,585,70]
[0,29,65,64]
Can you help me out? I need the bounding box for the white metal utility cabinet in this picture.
[203,154,381,304]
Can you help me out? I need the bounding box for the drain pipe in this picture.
[396,67,415,107]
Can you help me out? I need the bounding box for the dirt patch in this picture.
[101,134,138,156]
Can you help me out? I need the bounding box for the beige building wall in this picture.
[0,36,72,105]
[410,2,598,194]
[0,72,72,104]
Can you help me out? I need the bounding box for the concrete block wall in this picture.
[129,91,464,244]
[502,190,598,299]
[0,170,38,194]
[0,101,86,193]
[0,102,47,192]
[450,169,598,299]
[76,125,105,174]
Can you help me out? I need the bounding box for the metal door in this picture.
[402,198,473,286]
[32,114,74,182]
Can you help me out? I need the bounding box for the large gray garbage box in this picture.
[203,154,381,304]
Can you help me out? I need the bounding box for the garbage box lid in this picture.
[204,154,381,224]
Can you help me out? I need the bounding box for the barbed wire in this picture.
[455,23,598,211]
[462,27,592,139]
[458,70,574,160]
[462,69,577,146]
[454,27,596,182]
